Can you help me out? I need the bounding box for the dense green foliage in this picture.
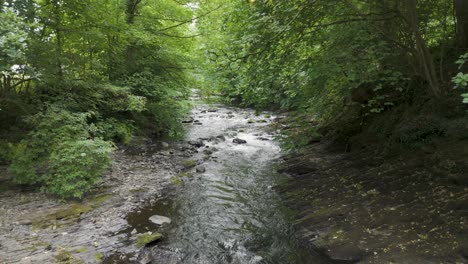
[0,0,194,198]
[197,0,467,149]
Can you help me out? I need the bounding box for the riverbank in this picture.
[278,140,468,263]
[0,138,182,263]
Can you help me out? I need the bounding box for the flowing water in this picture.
[118,93,331,264]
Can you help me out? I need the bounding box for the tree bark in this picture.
[404,0,441,96]
[455,0,468,50]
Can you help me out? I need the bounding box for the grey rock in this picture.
[18,219,32,226]
[203,149,213,155]
[233,138,247,144]
[149,215,172,225]
[196,166,206,173]
[188,140,204,148]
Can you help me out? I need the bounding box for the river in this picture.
[110,92,331,264]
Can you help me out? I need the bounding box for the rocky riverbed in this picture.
[0,92,330,264]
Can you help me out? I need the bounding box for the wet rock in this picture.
[257,137,270,141]
[203,149,213,155]
[196,166,206,173]
[207,108,218,112]
[216,135,226,141]
[149,215,172,225]
[181,117,194,123]
[233,138,247,144]
[188,140,204,148]
[326,244,364,262]
[161,142,170,149]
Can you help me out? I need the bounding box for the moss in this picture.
[32,193,115,230]
[180,159,196,169]
[170,176,183,185]
[55,248,83,264]
[129,188,145,193]
[90,194,113,206]
[177,173,193,178]
[32,203,93,230]
[33,241,52,248]
[247,119,256,124]
[95,252,104,261]
[136,233,162,247]
[74,248,87,253]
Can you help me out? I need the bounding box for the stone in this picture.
[233,138,247,144]
[18,219,32,226]
[149,215,172,225]
[188,140,204,148]
[181,117,194,123]
[161,142,170,148]
[207,108,218,112]
[196,166,206,173]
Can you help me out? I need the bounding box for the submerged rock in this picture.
[149,215,172,225]
[233,138,247,144]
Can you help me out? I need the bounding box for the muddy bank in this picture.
[278,141,468,263]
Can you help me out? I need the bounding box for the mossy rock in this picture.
[180,159,196,169]
[90,194,113,206]
[170,176,183,185]
[247,119,256,124]
[32,194,113,230]
[136,233,162,247]
[33,203,93,230]
[95,252,104,261]
[55,248,83,264]
[177,173,193,178]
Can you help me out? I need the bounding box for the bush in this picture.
[9,106,114,199]
[44,139,113,199]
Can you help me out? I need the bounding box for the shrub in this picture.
[44,139,113,199]
[9,106,114,199]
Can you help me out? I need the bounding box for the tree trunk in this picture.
[404,0,441,96]
[455,0,468,50]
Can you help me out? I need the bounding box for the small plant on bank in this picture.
[453,53,468,104]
